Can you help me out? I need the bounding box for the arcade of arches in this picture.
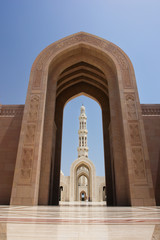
[0,32,160,207]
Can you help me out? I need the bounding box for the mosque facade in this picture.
[60,105,106,202]
[0,32,160,206]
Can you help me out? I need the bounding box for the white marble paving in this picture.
[4,224,155,240]
[0,204,160,239]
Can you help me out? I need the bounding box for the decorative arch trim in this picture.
[10,32,155,207]
[70,157,96,202]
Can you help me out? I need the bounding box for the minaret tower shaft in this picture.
[77,105,89,158]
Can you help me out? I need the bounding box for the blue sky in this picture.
[0,0,160,175]
[61,96,105,176]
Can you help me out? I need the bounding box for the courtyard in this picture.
[0,204,160,239]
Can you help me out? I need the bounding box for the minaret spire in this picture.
[77,105,89,158]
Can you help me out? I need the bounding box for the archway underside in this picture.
[37,43,132,207]
[38,44,131,206]
[49,80,115,205]
[44,56,128,206]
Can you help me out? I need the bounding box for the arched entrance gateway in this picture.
[80,191,87,201]
[10,32,156,206]
[70,157,96,202]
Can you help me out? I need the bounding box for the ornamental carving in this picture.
[20,148,33,181]
[81,34,110,51]
[0,106,24,117]
[36,35,83,71]
[32,70,42,88]
[24,124,36,145]
[21,169,31,179]
[28,95,40,122]
[108,45,128,70]
[122,69,132,88]
[36,50,50,71]
[55,35,82,50]
[141,105,160,116]
[132,147,146,179]
[129,123,141,145]
[35,33,130,79]
[36,59,43,71]
[80,34,129,71]
[125,94,138,120]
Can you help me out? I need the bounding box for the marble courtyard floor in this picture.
[0,203,160,239]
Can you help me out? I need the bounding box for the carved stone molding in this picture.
[32,70,42,89]
[18,95,40,185]
[34,33,132,89]
[28,95,40,122]
[0,105,24,117]
[24,124,36,145]
[132,147,146,180]
[20,148,34,184]
[35,35,83,71]
[141,104,160,116]
[125,94,138,120]
[129,122,141,145]
[122,69,132,88]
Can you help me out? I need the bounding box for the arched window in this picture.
[82,137,84,146]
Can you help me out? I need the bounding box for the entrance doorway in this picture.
[59,186,63,201]
[61,96,105,176]
[60,96,106,203]
[49,78,117,206]
[80,191,87,201]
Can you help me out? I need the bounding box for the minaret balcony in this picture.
[78,129,88,134]
[77,147,89,152]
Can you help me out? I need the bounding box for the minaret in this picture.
[77,105,89,158]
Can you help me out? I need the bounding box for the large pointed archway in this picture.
[10,32,155,206]
[70,157,96,202]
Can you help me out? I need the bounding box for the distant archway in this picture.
[99,183,106,202]
[59,181,68,202]
[70,157,96,201]
[80,191,87,201]
[11,32,155,207]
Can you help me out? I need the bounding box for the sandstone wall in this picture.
[0,105,24,204]
[0,104,160,205]
[142,104,160,205]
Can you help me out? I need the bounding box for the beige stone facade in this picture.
[60,105,106,203]
[60,158,105,202]
[0,32,159,206]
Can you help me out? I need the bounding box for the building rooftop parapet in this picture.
[141,104,160,116]
[0,105,24,117]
